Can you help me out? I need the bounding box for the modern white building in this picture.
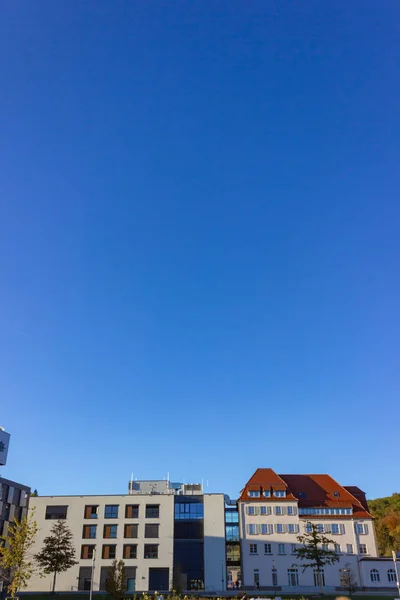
[27,480,226,594]
[239,468,398,593]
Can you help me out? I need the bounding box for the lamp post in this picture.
[392,551,400,598]
[89,547,96,600]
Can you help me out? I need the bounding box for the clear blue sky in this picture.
[1,1,399,501]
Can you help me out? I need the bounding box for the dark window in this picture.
[174,521,203,539]
[13,489,22,506]
[145,524,159,538]
[226,545,240,562]
[14,506,23,522]
[84,505,99,519]
[146,504,160,518]
[81,545,95,559]
[102,544,117,559]
[144,544,158,559]
[174,503,204,520]
[104,525,118,538]
[45,505,68,520]
[123,544,137,559]
[125,505,139,519]
[1,485,9,502]
[124,524,138,538]
[83,525,97,539]
[78,567,92,591]
[1,504,10,521]
[104,505,119,518]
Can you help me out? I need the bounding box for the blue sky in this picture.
[1,1,399,500]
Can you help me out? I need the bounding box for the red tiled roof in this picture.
[239,469,372,518]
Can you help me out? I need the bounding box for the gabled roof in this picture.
[239,468,372,518]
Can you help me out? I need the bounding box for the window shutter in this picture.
[325,524,332,534]
[281,506,287,515]
[354,523,358,533]
[267,506,272,515]
[255,506,260,515]
[293,507,298,515]
[283,524,288,533]
[340,524,345,534]
[365,524,369,535]
[256,524,261,534]
[247,525,251,535]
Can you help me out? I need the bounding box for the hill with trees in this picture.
[368,492,400,556]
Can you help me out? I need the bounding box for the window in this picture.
[359,544,368,555]
[254,569,260,586]
[82,525,97,539]
[104,525,118,539]
[274,490,286,497]
[356,523,369,535]
[104,505,119,519]
[84,505,98,519]
[288,524,296,533]
[248,506,255,515]
[249,490,260,498]
[278,543,285,555]
[145,524,159,538]
[261,524,270,534]
[260,506,267,515]
[322,544,329,551]
[370,569,380,582]
[123,544,137,559]
[334,543,341,554]
[305,523,312,533]
[45,505,68,520]
[333,492,340,497]
[287,506,294,515]
[346,544,354,554]
[388,569,397,583]
[144,544,158,559]
[81,545,95,559]
[124,524,138,538]
[264,543,272,555]
[316,524,324,533]
[102,545,117,559]
[331,524,339,534]
[225,510,239,523]
[175,502,204,520]
[263,490,271,497]
[276,524,283,533]
[288,568,299,586]
[145,504,159,519]
[275,506,281,515]
[314,569,325,587]
[226,524,240,542]
[249,524,256,535]
[291,543,297,553]
[249,544,258,555]
[125,505,139,519]
[226,545,240,561]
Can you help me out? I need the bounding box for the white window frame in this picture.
[278,543,285,555]
[264,543,272,555]
[346,544,354,554]
[249,490,260,498]
[250,543,258,555]
[359,544,368,555]
[388,569,397,583]
[370,569,380,583]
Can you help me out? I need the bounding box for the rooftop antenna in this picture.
[167,472,170,482]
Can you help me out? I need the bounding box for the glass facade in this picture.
[174,502,204,520]
[226,524,239,542]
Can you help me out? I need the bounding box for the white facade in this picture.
[240,499,380,592]
[27,491,226,593]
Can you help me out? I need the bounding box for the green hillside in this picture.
[368,492,400,556]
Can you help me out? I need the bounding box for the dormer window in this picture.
[333,492,340,497]
[249,490,260,498]
[274,490,286,498]
[263,490,271,498]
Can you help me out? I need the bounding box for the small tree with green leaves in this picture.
[292,522,339,594]
[105,559,126,599]
[35,520,78,593]
[340,566,358,596]
[0,512,38,598]
[30,490,39,497]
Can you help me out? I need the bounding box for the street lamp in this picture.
[272,561,278,598]
[89,547,96,600]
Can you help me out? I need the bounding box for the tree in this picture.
[105,559,126,599]
[369,493,400,556]
[0,512,38,598]
[30,490,39,497]
[35,520,78,593]
[292,522,339,594]
[340,566,358,596]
